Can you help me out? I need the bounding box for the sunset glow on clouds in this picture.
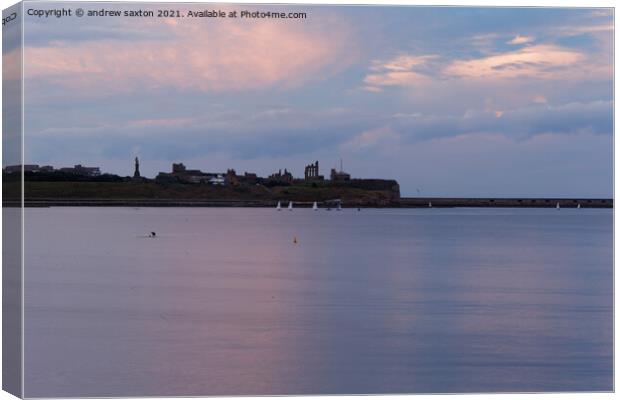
[15,4,613,197]
[507,35,535,45]
[24,16,355,94]
[443,44,584,79]
[363,55,436,91]
[362,43,598,92]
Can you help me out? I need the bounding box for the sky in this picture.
[6,3,614,197]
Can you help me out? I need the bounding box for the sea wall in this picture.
[399,197,613,208]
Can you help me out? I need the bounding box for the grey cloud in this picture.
[25,99,612,170]
[391,100,613,142]
[25,106,385,166]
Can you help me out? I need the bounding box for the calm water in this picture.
[24,207,613,397]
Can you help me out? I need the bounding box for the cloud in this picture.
[507,35,535,45]
[25,105,387,165]
[364,71,430,90]
[590,9,613,17]
[553,22,613,36]
[532,95,548,104]
[3,49,22,82]
[371,55,437,72]
[389,100,612,142]
[23,16,356,95]
[468,33,500,52]
[362,54,436,91]
[443,44,583,79]
[361,85,384,93]
[360,12,611,96]
[342,127,401,152]
[362,37,608,97]
[126,117,197,129]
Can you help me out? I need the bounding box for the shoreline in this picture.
[3,197,613,208]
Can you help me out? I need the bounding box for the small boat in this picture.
[556,202,560,210]
[313,201,318,211]
[276,201,281,211]
[428,201,432,208]
[577,203,581,209]
[288,201,293,211]
[337,203,342,211]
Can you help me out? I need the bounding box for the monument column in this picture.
[133,157,141,178]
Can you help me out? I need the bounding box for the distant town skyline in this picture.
[4,158,352,182]
[4,4,613,197]
[6,157,349,176]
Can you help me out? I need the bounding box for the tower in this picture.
[133,157,141,178]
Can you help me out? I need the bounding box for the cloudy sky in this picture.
[11,4,614,196]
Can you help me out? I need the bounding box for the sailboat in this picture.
[313,201,318,211]
[428,201,432,208]
[556,202,560,210]
[276,201,281,211]
[577,203,581,209]
[337,203,342,211]
[288,201,293,211]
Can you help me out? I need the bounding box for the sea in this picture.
[23,207,613,397]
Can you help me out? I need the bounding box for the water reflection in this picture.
[24,208,612,396]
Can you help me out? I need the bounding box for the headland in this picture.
[2,159,612,208]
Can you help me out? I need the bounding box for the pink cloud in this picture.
[361,18,611,97]
[362,54,436,91]
[371,55,437,72]
[24,17,356,94]
[3,49,22,81]
[507,35,535,45]
[532,95,548,104]
[443,44,584,79]
[361,43,601,95]
[342,126,401,152]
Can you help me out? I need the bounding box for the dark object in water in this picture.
[150,232,156,238]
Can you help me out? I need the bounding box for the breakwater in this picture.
[400,197,612,208]
[3,197,613,208]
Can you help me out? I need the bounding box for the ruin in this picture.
[304,161,323,181]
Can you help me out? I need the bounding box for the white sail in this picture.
[556,202,560,209]
[288,201,293,210]
[313,201,318,210]
[577,203,581,209]
[428,201,432,208]
[337,203,342,211]
[276,201,281,211]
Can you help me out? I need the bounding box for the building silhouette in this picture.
[156,162,227,185]
[304,161,324,181]
[330,168,351,182]
[268,168,293,184]
[59,164,101,177]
